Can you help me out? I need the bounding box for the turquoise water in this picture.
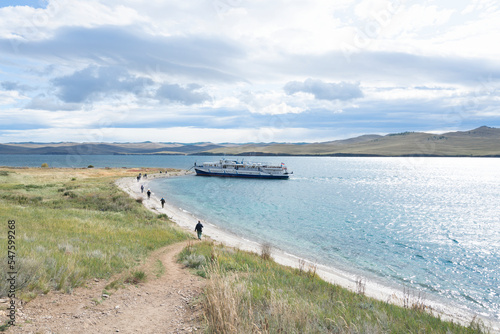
[2,154,499,321]
[148,157,500,321]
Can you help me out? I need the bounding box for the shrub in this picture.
[63,191,77,198]
[0,194,43,205]
[41,163,49,168]
[182,254,206,269]
[261,242,272,261]
[125,271,147,284]
[88,165,94,168]
[0,257,42,296]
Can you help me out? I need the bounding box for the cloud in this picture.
[274,52,500,87]
[1,81,32,92]
[284,79,363,101]
[0,90,25,106]
[155,83,211,105]
[51,65,153,103]
[0,25,245,83]
[239,90,306,115]
[25,94,80,111]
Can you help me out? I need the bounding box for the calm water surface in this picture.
[0,154,194,169]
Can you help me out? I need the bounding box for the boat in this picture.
[193,159,292,179]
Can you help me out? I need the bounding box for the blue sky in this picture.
[1,0,500,143]
[1,1,47,9]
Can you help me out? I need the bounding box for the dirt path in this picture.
[8,240,205,334]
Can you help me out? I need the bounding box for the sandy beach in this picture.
[117,171,499,332]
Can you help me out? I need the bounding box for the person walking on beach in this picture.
[160,197,165,208]
[147,189,151,199]
[194,220,203,240]
[140,184,144,193]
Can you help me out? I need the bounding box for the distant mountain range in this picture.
[1,126,499,157]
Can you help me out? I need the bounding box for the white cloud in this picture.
[462,0,499,15]
[259,102,303,115]
[0,90,27,105]
[0,107,54,128]
[284,79,363,101]
[239,90,306,115]
[0,0,143,40]
[365,85,457,102]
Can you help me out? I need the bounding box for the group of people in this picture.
[140,184,166,207]
[137,170,168,181]
[138,176,204,240]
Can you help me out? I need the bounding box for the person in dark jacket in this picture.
[194,221,203,240]
[160,197,166,208]
[147,189,151,199]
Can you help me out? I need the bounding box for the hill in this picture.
[202,126,500,157]
[1,126,499,157]
[0,142,227,155]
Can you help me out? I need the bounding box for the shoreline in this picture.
[116,171,499,332]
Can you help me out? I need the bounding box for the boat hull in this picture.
[194,168,289,179]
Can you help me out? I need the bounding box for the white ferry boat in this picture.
[193,159,292,179]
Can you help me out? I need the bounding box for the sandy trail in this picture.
[9,240,204,334]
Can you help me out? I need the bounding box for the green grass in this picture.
[125,270,147,284]
[179,241,489,334]
[0,168,188,300]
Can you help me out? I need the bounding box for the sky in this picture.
[1,0,500,143]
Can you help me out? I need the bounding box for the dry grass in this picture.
[0,167,188,300]
[260,242,272,261]
[179,241,490,334]
[356,276,366,296]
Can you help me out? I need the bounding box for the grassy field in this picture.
[179,241,489,334]
[0,167,189,301]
